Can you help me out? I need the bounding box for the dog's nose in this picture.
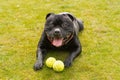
[54,28,61,35]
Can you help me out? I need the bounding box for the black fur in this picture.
[34,12,84,71]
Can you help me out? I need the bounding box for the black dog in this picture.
[34,12,84,71]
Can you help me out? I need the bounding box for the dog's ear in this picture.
[66,13,75,21]
[46,13,55,19]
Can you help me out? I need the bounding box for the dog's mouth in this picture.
[47,33,73,47]
[52,38,63,47]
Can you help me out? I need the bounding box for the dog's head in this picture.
[44,13,75,47]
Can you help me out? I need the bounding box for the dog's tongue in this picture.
[52,39,63,47]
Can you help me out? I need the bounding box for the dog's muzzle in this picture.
[52,28,63,47]
[46,28,74,47]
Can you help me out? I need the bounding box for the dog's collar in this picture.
[64,34,74,45]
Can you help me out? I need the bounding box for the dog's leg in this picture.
[33,33,47,71]
[34,48,43,70]
[64,38,82,67]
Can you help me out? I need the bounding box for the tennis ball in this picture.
[53,60,64,72]
[46,57,56,68]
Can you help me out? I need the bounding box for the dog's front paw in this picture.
[64,59,72,67]
[33,61,43,71]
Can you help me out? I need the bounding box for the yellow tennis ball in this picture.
[46,57,56,68]
[53,60,64,72]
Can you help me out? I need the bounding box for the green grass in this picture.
[0,0,120,80]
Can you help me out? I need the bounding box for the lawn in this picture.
[0,0,120,80]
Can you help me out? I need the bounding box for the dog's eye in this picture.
[62,23,69,27]
[46,23,54,28]
[46,21,54,26]
[49,24,54,27]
